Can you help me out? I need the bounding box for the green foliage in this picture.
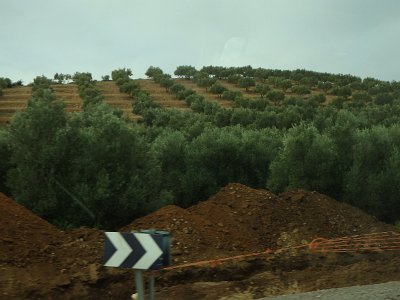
[234,97,269,111]
[133,92,161,115]
[7,90,67,221]
[31,76,53,96]
[222,90,242,101]
[195,73,217,91]
[253,84,270,98]
[344,125,400,222]
[111,68,132,84]
[330,85,352,98]
[145,66,163,79]
[291,85,311,95]
[0,129,11,194]
[278,79,292,91]
[170,83,185,96]
[72,72,104,109]
[174,65,197,79]
[12,80,23,87]
[159,74,174,92]
[0,87,3,97]
[237,77,256,91]
[190,96,206,113]
[119,80,141,97]
[266,90,285,103]
[230,108,256,126]
[352,92,372,103]
[200,66,227,78]
[236,65,254,77]
[299,76,318,88]
[72,72,92,85]
[54,73,70,84]
[329,96,346,109]
[374,93,394,105]
[150,130,187,205]
[4,65,400,229]
[317,81,333,92]
[184,126,281,203]
[227,74,242,84]
[185,94,204,107]
[61,105,163,228]
[0,77,12,88]
[177,88,195,100]
[102,75,110,81]
[268,76,284,87]
[268,123,339,195]
[209,83,227,97]
[368,82,392,95]
[254,68,269,82]
[309,93,326,104]
[7,89,165,228]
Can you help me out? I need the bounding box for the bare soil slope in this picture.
[0,86,31,125]
[0,184,398,299]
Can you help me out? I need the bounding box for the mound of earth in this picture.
[0,184,398,299]
[271,189,394,247]
[0,192,63,265]
[123,183,394,264]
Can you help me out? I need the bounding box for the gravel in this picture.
[261,281,400,300]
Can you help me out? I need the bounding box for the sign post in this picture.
[103,230,171,299]
[134,269,145,300]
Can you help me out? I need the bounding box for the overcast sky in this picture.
[1,0,400,84]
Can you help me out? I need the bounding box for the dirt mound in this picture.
[272,189,394,246]
[123,186,281,262]
[123,184,395,264]
[0,192,63,265]
[1,184,398,299]
[122,204,258,262]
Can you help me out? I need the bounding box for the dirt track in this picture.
[1,183,399,299]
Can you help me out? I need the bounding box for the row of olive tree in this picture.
[2,68,400,230]
[1,78,169,229]
[132,88,400,224]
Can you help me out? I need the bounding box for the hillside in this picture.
[0,86,31,125]
[0,78,238,125]
[0,82,139,125]
[1,66,376,125]
[1,66,400,234]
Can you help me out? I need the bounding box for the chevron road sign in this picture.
[103,231,170,270]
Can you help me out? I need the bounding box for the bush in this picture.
[374,93,394,105]
[237,77,255,91]
[266,90,285,103]
[0,77,12,88]
[209,83,227,97]
[111,68,132,84]
[177,89,196,100]
[170,83,185,96]
[222,90,242,100]
[291,85,311,95]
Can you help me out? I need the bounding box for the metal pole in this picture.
[134,270,145,300]
[149,273,155,300]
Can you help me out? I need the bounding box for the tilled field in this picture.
[0,79,233,126]
[0,183,399,299]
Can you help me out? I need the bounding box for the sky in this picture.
[1,0,400,84]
